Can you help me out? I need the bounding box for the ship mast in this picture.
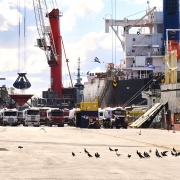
[74,58,84,103]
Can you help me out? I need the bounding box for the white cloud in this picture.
[60,0,104,34]
[121,0,162,8]
[27,26,37,31]
[61,30,122,82]
[0,0,34,31]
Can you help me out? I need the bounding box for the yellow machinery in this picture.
[126,108,147,123]
[80,96,99,111]
[164,50,178,84]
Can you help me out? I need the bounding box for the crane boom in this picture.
[33,0,58,65]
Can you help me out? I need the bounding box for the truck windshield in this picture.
[51,111,63,116]
[4,112,17,116]
[99,112,103,116]
[114,110,126,115]
[27,110,40,115]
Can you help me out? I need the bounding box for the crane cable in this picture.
[17,0,20,73]
[17,0,27,73]
[24,0,27,73]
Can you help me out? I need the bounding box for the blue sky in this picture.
[0,0,162,97]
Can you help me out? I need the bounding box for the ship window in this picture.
[157,24,162,33]
[146,58,153,65]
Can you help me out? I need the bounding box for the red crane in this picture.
[33,0,75,108]
[33,0,73,98]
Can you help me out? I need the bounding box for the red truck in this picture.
[46,108,64,127]
[63,108,69,125]
[39,107,50,125]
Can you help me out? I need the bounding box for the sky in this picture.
[0,0,162,97]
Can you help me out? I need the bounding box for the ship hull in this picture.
[83,78,159,108]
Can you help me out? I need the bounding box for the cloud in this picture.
[61,30,122,81]
[121,0,162,8]
[60,0,104,34]
[0,0,34,31]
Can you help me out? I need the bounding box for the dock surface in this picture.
[0,126,180,179]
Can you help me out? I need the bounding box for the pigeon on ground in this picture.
[109,147,114,152]
[95,152,100,158]
[144,152,150,158]
[88,153,93,158]
[72,152,75,157]
[139,130,141,135]
[116,152,122,157]
[149,149,152,153]
[114,149,118,152]
[40,128,46,133]
[155,149,162,158]
[171,151,176,156]
[84,148,89,154]
[18,146,23,149]
[136,150,144,158]
[128,154,131,158]
[173,147,176,153]
[161,152,167,157]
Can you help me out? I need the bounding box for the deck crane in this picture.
[33,0,76,109]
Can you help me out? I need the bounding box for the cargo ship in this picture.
[83,0,180,108]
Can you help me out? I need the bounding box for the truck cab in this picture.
[39,107,50,125]
[0,108,18,126]
[23,108,40,127]
[111,108,128,129]
[46,108,64,127]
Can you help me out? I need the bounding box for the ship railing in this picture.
[118,74,150,80]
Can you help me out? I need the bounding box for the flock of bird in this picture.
[72,147,180,159]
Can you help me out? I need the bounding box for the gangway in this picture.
[130,101,167,128]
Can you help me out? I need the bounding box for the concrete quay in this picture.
[0,126,180,180]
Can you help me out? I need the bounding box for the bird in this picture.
[155,149,162,158]
[161,150,168,156]
[94,57,100,63]
[139,130,141,135]
[128,154,131,158]
[84,148,89,154]
[171,151,176,156]
[167,61,179,71]
[66,59,69,62]
[144,152,150,158]
[87,153,93,158]
[137,151,144,158]
[116,152,122,157]
[109,147,114,152]
[95,152,100,158]
[161,152,167,157]
[72,152,75,157]
[149,149,152,153]
[18,146,23,149]
[114,149,118,152]
[40,127,46,133]
[173,147,176,153]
